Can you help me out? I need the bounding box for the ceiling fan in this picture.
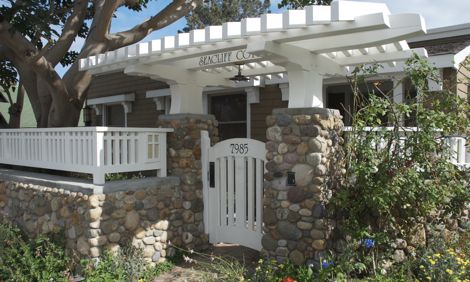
[229,62,250,82]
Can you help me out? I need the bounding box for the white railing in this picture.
[0,127,173,185]
[342,126,470,167]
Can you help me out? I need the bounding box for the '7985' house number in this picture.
[230,143,248,155]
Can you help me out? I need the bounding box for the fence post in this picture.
[158,132,167,177]
[200,130,210,234]
[93,129,105,185]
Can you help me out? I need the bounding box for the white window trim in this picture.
[88,93,135,127]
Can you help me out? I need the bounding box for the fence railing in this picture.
[0,127,173,184]
[342,126,469,167]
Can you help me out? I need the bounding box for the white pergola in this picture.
[80,0,427,114]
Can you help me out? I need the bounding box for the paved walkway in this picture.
[154,244,259,282]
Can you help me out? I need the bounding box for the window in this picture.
[209,93,247,140]
[147,134,160,160]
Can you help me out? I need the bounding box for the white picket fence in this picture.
[0,127,173,184]
[343,126,469,167]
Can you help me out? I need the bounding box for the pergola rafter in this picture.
[80,1,427,114]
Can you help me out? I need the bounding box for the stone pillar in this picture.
[157,114,219,251]
[262,108,344,265]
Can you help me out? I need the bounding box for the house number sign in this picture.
[198,49,257,67]
[230,143,249,155]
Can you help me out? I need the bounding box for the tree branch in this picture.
[108,0,197,49]
[43,0,89,66]
[88,0,120,42]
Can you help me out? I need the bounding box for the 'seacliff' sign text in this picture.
[198,49,257,67]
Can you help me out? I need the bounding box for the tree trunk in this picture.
[8,83,25,128]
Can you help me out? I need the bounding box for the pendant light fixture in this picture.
[229,62,250,82]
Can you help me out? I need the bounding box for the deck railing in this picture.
[342,126,469,167]
[0,127,173,184]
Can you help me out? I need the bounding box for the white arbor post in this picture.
[285,64,324,108]
[169,83,204,114]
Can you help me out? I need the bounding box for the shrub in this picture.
[0,221,70,281]
[81,245,174,282]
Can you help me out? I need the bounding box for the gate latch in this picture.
[209,162,215,188]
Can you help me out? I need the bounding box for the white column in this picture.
[169,83,204,114]
[286,65,324,108]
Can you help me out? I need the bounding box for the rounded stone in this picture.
[77,236,89,255]
[283,153,298,164]
[276,208,289,220]
[262,234,278,251]
[101,220,118,234]
[276,114,292,126]
[267,126,282,142]
[306,153,322,167]
[182,210,195,223]
[135,227,146,239]
[308,137,328,153]
[297,221,313,230]
[293,115,311,125]
[124,210,140,230]
[88,195,101,208]
[88,207,102,222]
[278,240,287,247]
[182,232,193,244]
[299,209,312,217]
[289,204,300,212]
[266,115,276,127]
[90,247,100,258]
[310,229,325,239]
[287,187,306,203]
[314,164,327,176]
[89,235,107,247]
[143,246,155,258]
[109,232,121,243]
[393,250,405,263]
[289,250,305,265]
[296,143,309,155]
[291,164,314,186]
[287,211,301,223]
[152,251,161,262]
[276,247,289,257]
[143,236,156,245]
[274,155,283,164]
[312,239,326,250]
[278,143,289,154]
[264,208,277,225]
[277,221,302,240]
[299,124,321,137]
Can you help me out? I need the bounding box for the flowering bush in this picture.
[414,248,469,282]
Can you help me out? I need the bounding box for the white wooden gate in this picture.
[201,131,265,251]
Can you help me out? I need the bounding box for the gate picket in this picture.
[201,132,265,251]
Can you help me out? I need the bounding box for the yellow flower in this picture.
[426,276,431,281]
[419,265,425,269]
[445,269,453,275]
[434,253,441,258]
[429,259,436,265]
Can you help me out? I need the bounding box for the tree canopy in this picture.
[277,0,332,9]
[0,0,197,127]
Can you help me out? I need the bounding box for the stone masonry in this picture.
[157,114,219,251]
[262,108,344,265]
[0,177,185,265]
